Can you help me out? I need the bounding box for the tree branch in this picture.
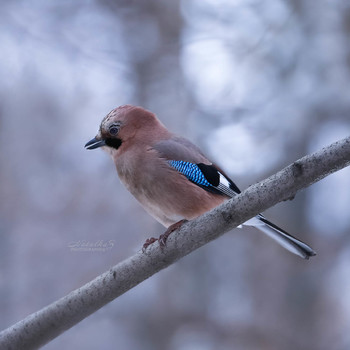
[1,136,349,350]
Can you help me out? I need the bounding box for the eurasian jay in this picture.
[85,105,316,259]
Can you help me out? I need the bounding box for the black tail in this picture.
[247,215,316,259]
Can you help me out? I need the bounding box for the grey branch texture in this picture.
[1,136,350,350]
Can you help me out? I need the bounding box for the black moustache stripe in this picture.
[105,137,122,150]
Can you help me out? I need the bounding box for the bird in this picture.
[85,105,316,259]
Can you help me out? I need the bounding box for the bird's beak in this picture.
[85,137,106,150]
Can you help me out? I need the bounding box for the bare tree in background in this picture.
[1,1,350,349]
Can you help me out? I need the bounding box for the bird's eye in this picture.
[109,125,119,135]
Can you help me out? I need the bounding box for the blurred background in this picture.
[1,0,350,349]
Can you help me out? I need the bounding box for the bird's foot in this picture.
[142,220,188,252]
[142,237,158,252]
[158,220,187,248]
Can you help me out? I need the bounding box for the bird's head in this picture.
[85,105,168,153]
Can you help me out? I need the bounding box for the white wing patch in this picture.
[216,172,239,198]
[219,173,230,188]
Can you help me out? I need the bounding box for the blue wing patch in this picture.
[168,160,240,198]
[168,160,211,187]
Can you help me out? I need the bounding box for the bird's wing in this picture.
[154,137,241,197]
[153,136,209,163]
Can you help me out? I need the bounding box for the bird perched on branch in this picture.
[85,105,316,259]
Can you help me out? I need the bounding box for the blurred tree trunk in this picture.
[100,0,190,133]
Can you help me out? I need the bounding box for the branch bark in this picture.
[1,136,349,350]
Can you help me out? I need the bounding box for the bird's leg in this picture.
[158,219,188,248]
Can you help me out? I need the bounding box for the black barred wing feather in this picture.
[168,160,240,197]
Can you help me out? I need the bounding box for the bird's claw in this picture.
[142,237,158,252]
[158,232,170,248]
[159,219,187,248]
[142,219,188,252]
